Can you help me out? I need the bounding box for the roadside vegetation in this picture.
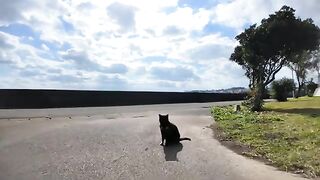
[211,97,320,178]
[229,5,320,111]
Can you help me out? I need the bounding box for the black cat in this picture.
[159,114,191,146]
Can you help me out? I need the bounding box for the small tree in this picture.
[271,78,295,101]
[230,6,320,111]
[310,48,320,86]
[288,51,312,97]
[306,79,318,96]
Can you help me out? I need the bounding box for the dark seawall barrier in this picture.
[0,89,247,109]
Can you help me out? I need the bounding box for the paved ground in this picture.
[0,101,305,180]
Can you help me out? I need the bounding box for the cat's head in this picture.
[159,114,169,125]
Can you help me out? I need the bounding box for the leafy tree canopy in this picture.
[231,5,320,88]
[230,5,320,111]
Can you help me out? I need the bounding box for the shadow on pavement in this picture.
[163,142,183,161]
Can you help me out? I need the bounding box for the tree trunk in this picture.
[295,70,301,98]
[297,85,302,98]
[251,82,264,111]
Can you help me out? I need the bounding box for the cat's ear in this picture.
[159,114,161,117]
[166,114,169,117]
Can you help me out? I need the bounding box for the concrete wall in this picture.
[0,89,247,109]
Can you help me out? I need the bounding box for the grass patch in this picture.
[211,97,320,178]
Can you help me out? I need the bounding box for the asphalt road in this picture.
[0,101,305,180]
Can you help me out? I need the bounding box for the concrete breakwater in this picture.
[0,89,247,109]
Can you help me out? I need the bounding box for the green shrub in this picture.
[271,78,295,101]
[306,80,318,97]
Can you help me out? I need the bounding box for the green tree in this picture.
[310,48,320,86]
[230,6,320,111]
[306,79,318,96]
[288,51,312,97]
[271,78,295,101]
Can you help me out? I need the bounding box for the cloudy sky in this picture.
[0,0,319,91]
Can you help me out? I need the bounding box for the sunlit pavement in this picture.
[0,101,305,180]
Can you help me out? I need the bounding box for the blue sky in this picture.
[0,0,319,91]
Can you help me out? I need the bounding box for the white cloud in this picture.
[0,0,37,25]
[283,0,320,26]
[0,31,37,66]
[41,44,50,51]
[163,25,185,36]
[150,65,199,81]
[188,44,233,60]
[212,0,274,30]
[0,0,319,91]
[211,0,320,31]
[60,48,128,74]
[107,2,137,33]
[0,32,16,50]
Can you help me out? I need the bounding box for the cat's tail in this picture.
[179,137,191,141]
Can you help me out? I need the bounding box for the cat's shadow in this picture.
[163,142,183,161]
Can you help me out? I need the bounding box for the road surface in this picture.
[0,101,305,180]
